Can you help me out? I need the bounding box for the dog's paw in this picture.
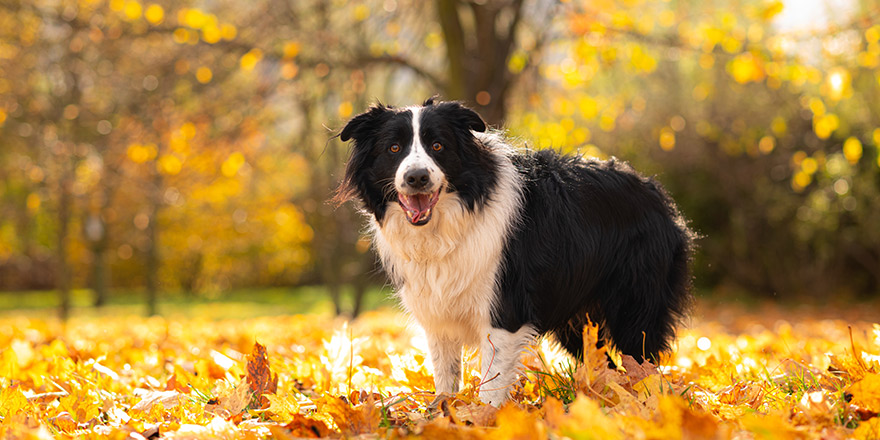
[478,389,510,408]
[427,393,454,412]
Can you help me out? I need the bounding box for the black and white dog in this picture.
[336,99,692,406]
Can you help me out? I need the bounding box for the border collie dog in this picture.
[336,99,692,406]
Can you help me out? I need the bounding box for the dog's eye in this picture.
[389,144,400,153]
[432,142,443,152]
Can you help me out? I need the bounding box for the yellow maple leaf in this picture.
[573,316,616,397]
[0,385,29,417]
[850,373,880,413]
[853,417,880,440]
[265,392,300,421]
[493,404,545,440]
[314,395,379,436]
[547,395,623,440]
[740,412,800,440]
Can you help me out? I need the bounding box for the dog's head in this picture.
[336,98,498,226]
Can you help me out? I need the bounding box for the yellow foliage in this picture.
[758,136,775,154]
[761,1,785,21]
[221,152,246,178]
[121,0,142,21]
[283,41,300,59]
[0,386,29,417]
[240,49,263,71]
[220,23,237,41]
[791,170,811,191]
[813,114,839,140]
[172,27,189,44]
[127,143,158,163]
[801,157,818,175]
[144,4,163,24]
[659,127,676,151]
[843,137,863,164]
[195,66,213,83]
[158,154,183,175]
[0,304,877,438]
[202,24,222,44]
[338,101,353,118]
[826,67,851,101]
[728,53,764,84]
[25,193,40,214]
[352,4,370,22]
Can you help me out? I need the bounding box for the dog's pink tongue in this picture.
[411,194,432,211]
[399,193,436,224]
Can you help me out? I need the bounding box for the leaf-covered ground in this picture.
[1,300,879,439]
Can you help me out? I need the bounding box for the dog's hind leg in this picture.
[479,326,536,407]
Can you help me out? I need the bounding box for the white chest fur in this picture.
[371,143,522,347]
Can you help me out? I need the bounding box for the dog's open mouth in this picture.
[398,189,441,225]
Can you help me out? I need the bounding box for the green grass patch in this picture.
[0,285,397,320]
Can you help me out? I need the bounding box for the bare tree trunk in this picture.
[92,242,108,307]
[351,276,368,319]
[145,171,161,316]
[435,0,526,126]
[85,213,110,307]
[57,175,72,321]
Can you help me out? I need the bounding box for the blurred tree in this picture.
[2,0,879,312]
[510,0,880,298]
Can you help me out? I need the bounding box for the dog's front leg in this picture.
[427,335,462,396]
[479,326,535,406]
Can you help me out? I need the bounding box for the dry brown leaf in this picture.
[621,354,660,385]
[452,402,498,426]
[717,381,764,408]
[204,379,251,419]
[276,413,331,438]
[246,341,278,410]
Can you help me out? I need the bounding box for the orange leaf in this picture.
[280,414,331,438]
[164,373,190,394]
[48,411,77,432]
[315,395,379,436]
[246,341,278,410]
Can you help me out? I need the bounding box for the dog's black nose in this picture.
[404,168,431,189]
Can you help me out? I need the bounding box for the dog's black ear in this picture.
[436,101,487,133]
[423,95,440,106]
[339,104,391,142]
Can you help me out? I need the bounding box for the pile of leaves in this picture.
[0,303,879,439]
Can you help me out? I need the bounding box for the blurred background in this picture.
[0,0,878,319]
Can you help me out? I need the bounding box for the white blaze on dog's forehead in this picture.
[395,106,444,194]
